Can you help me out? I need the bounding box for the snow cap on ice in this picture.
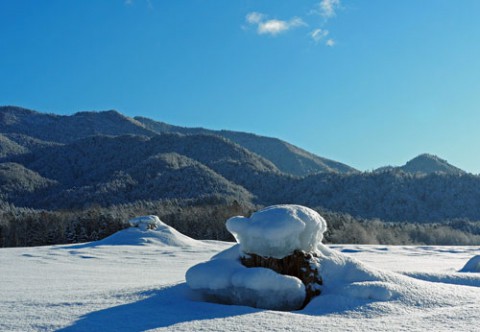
[226,204,327,259]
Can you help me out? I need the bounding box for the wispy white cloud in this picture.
[246,12,264,25]
[325,38,335,47]
[245,12,307,36]
[124,0,133,5]
[244,1,342,45]
[310,28,329,43]
[309,0,341,46]
[313,0,341,19]
[258,20,289,35]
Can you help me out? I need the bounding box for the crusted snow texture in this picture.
[185,244,306,311]
[226,204,327,259]
[460,255,480,272]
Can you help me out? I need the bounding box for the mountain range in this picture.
[1,105,478,223]
[0,106,355,177]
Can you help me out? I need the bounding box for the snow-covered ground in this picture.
[2,223,480,331]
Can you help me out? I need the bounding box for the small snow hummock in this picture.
[460,255,480,272]
[128,215,161,231]
[95,215,200,247]
[186,205,327,310]
[226,204,327,259]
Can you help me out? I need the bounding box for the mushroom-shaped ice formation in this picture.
[186,205,327,310]
[226,204,327,259]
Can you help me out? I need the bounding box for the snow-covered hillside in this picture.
[2,220,480,331]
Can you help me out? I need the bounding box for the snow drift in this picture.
[459,255,480,272]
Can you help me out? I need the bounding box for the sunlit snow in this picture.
[188,205,326,310]
[226,204,327,258]
[2,215,480,331]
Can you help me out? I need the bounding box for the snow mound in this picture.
[460,255,480,272]
[96,216,199,247]
[188,241,436,311]
[226,205,327,259]
[189,205,454,311]
[186,242,403,311]
[186,244,306,311]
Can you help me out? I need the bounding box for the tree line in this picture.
[2,197,480,248]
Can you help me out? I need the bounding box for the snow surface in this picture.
[226,204,327,258]
[2,221,480,331]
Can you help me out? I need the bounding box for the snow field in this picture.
[2,216,480,331]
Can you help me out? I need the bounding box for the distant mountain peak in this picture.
[402,153,464,174]
[409,153,443,162]
[374,153,466,175]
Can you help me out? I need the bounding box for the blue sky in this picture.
[1,0,480,173]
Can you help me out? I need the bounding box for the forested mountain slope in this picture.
[0,106,155,143]
[136,116,357,176]
[1,105,479,225]
[0,106,355,177]
[2,106,480,247]
[287,171,480,222]
[5,133,269,209]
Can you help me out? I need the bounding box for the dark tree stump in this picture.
[240,250,322,309]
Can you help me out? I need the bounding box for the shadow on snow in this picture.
[57,283,259,331]
[58,282,380,331]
